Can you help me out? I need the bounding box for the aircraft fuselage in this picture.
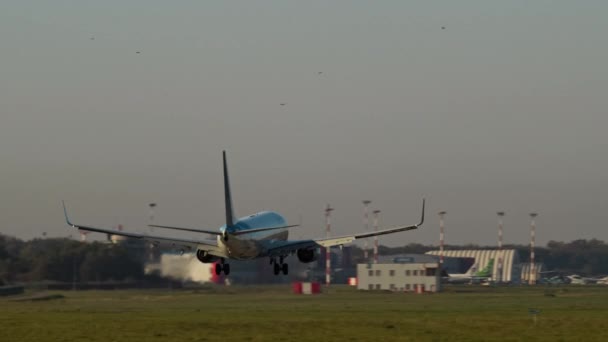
[218,211,288,260]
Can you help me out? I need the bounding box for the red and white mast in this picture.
[529,212,538,285]
[438,211,446,265]
[325,204,334,286]
[362,200,371,262]
[497,211,505,282]
[373,209,381,264]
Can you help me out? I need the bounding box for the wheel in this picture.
[215,263,222,276]
[281,263,289,275]
[223,263,230,276]
[273,263,280,275]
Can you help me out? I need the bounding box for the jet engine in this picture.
[297,248,317,263]
[196,250,218,263]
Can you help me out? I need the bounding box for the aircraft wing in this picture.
[62,202,226,258]
[265,199,424,257]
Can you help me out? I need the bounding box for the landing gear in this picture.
[271,257,289,276]
[215,259,230,276]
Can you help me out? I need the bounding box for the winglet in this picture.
[62,200,74,227]
[418,198,425,227]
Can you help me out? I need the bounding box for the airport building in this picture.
[426,249,521,283]
[356,254,441,292]
[520,262,545,283]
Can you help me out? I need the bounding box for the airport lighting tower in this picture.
[325,205,334,286]
[496,211,505,283]
[438,211,447,265]
[373,210,381,264]
[148,203,157,229]
[148,203,158,261]
[362,200,372,262]
[529,212,538,285]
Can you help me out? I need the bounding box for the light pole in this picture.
[496,211,505,283]
[148,203,157,229]
[438,211,447,265]
[325,205,334,286]
[362,200,372,262]
[373,210,381,264]
[529,212,538,285]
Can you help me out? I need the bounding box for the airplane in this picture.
[565,274,608,285]
[443,258,494,284]
[63,151,425,276]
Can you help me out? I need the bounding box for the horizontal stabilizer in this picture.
[148,225,222,235]
[149,223,299,236]
[232,224,299,236]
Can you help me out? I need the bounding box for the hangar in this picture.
[426,249,521,283]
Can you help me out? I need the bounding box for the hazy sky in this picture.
[1,1,607,247]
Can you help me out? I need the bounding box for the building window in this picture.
[413,270,418,276]
[406,270,411,276]
[369,284,374,290]
[426,268,437,276]
[389,270,395,276]
[390,284,395,290]
[405,284,411,290]
[368,270,373,276]
[375,284,381,290]
[375,270,381,276]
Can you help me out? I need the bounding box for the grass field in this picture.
[1,285,607,341]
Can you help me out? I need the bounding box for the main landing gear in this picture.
[271,256,288,276]
[215,259,230,276]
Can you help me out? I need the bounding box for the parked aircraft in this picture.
[566,274,608,285]
[443,259,494,284]
[63,151,425,276]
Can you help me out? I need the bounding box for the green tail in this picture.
[475,258,494,277]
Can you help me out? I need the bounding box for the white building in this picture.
[357,255,441,292]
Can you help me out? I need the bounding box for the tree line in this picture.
[2,233,608,284]
[0,234,144,285]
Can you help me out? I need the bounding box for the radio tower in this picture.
[438,211,446,265]
[373,210,381,264]
[362,200,372,262]
[325,204,334,286]
[496,211,505,283]
[529,212,538,285]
